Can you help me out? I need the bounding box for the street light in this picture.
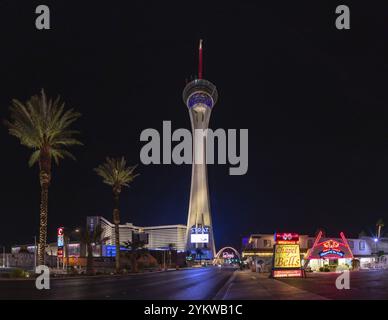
[374,238,379,264]
[2,246,5,268]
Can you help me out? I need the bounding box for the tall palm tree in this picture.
[4,89,82,265]
[79,224,107,275]
[167,243,176,267]
[94,157,138,273]
[196,247,204,265]
[376,219,385,239]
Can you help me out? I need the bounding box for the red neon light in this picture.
[340,232,354,259]
[276,233,299,243]
[273,270,302,278]
[304,230,322,261]
[306,231,354,261]
[57,227,64,236]
[198,39,203,79]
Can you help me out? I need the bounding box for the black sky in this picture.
[0,1,388,250]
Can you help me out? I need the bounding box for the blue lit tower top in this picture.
[183,79,218,110]
[182,39,218,111]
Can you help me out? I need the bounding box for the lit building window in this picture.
[348,240,354,249]
[264,240,272,248]
[359,241,365,251]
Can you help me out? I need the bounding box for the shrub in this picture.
[10,268,26,278]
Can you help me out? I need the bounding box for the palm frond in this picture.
[4,89,82,166]
[94,156,139,189]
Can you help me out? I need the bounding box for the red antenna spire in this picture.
[198,39,203,79]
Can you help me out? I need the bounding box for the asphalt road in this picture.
[0,267,235,300]
[279,269,388,299]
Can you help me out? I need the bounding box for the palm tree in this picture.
[376,219,385,239]
[195,247,204,265]
[167,243,176,267]
[79,224,106,275]
[123,239,147,273]
[4,89,82,265]
[94,157,138,273]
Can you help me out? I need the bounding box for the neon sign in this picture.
[275,233,299,245]
[272,232,303,278]
[305,231,354,261]
[57,227,64,257]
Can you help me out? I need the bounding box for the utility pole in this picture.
[2,246,5,268]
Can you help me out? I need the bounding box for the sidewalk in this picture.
[215,270,327,300]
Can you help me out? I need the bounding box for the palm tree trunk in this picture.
[113,191,121,273]
[86,244,93,275]
[38,185,48,265]
[38,149,51,266]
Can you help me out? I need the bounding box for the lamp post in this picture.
[2,246,5,268]
[374,238,379,263]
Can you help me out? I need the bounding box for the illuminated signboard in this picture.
[319,240,345,258]
[222,252,235,259]
[272,232,302,278]
[104,245,129,257]
[275,233,299,244]
[273,270,303,278]
[190,226,209,244]
[57,227,64,247]
[304,231,354,261]
[190,226,209,234]
[273,244,301,268]
[191,233,209,243]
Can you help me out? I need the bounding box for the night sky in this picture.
[1,1,388,250]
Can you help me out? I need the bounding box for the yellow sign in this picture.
[274,244,301,268]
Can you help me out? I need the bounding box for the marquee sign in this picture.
[304,231,354,261]
[57,227,64,258]
[190,226,210,244]
[272,232,303,278]
[275,232,299,245]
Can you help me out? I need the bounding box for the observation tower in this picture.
[182,40,218,260]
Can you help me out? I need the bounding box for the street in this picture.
[279,269,388,299]
[219,269,388,300]
[0,267,235,300]
[2,267,388,300]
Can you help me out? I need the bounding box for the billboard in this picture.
[272,232,303,278]
[190,225,210,243]
[57,227,64,257]
[191,233,209,243]
[273,244,301,268]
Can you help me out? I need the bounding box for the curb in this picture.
[212,270,236,300]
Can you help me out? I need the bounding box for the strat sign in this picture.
[190,226,209,244]
[272,232,303,278]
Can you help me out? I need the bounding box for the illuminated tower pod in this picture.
[183,40,218,260]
